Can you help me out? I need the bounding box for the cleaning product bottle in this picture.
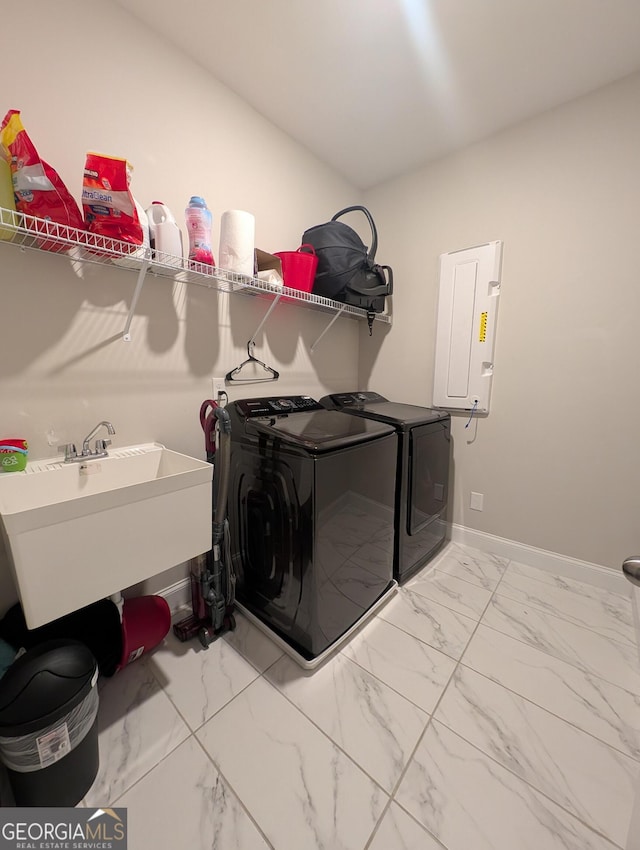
[112,199,150,268]
[146,201,183,269]
[185,196,214,267]
[0,142,16,241]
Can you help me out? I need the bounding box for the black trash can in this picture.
[0,639,99,806]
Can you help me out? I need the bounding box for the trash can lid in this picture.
[0,639,97,734]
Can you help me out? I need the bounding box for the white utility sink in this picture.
[0,443,212,628]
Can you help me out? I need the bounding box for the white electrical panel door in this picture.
[433,241,502,413]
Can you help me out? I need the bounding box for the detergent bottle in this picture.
[146,201,183,269]
[185,196,214,267]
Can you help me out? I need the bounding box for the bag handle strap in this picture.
[347,264,393,298]
[330,206,378,260]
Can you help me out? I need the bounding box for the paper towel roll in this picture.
[219,210,255,277]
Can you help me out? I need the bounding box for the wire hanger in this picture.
[225,341,280,383]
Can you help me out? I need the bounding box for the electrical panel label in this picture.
[478,311,488,342]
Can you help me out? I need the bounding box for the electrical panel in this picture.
[432,241,502,413]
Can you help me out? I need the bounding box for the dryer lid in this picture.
[324,392,448,427]
[354,401,448,427]
[248,409,394,452]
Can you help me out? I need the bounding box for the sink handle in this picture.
[95,439,112,453]
[622,557,640,587]
[58,443,77,462]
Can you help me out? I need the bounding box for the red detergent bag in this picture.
[0,110,85,252]
[82,153,142,248]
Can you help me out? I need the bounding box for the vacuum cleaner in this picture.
[173,394,236,648]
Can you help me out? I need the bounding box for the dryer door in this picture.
[230,446,310,635]
[407,421,451,534]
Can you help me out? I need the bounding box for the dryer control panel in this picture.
[325,391,388,408]
[234,396,323,418]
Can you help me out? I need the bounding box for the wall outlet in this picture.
[470,491,484,511]
[212,377,226,399]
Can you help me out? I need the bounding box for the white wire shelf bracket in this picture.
[0,207,392,340]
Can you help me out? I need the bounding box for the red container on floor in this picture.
[118,595,171,669]
[274,244,318,292]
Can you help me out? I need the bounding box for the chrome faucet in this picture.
[59,421,116,463]
[81,421,116,457]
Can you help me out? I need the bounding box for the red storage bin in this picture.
[118,596,171,670]
[274,244,318,293]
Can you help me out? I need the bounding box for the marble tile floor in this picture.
[8,541,640,850]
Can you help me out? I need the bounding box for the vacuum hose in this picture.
[212,406,231,544]
[206,406,232,632]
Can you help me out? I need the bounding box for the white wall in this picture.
[361,72,640,570]
[0,0,363,613]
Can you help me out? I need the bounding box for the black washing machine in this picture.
[227,395,398,667]
[320,392,451,584]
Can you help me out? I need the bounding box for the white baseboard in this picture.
[448,523,628,596]
[154,524,630,615]
[158,577,191,615]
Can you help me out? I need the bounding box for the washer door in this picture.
[408,421,451,534]
[230,448,309,633]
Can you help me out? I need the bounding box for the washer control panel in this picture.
[235,396,323,418]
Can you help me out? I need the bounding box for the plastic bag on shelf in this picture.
[0,110,85,251]
[82,153,144,259]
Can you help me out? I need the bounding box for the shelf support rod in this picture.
[310,306,346,353]
[122,259,150,341]
[248,293,282,348]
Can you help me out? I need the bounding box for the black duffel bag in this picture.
[302,205,393,334]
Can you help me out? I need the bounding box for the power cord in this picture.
[465,400,479,429]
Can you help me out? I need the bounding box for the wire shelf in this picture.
[0,207,392,325]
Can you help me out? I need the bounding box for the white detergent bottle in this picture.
[113,199,150,268]
[146,201,183,270]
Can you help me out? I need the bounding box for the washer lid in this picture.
[248,409,395,452]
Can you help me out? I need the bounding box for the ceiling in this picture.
[113,0,640,189]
